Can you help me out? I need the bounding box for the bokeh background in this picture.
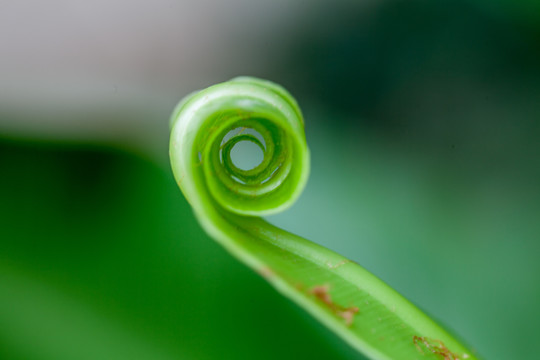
[1,0,539,359]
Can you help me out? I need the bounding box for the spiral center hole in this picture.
[231,140,264,171]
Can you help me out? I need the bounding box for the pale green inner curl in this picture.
[205,116,294,214]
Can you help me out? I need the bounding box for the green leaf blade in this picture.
[169,77,477,360]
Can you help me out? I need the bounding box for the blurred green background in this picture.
[1,1,539,359]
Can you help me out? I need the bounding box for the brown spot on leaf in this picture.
[413,336,462,360]
[177,173,185,186]
[257,267,275,279]
[310,285,359,326]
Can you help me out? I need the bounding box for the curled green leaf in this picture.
[169,77,477,360]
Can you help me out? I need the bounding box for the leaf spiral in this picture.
[169,77,478,360]
[170,76,309,219]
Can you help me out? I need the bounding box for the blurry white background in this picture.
[0,0,337,154]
